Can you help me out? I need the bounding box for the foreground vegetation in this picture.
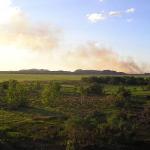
[0,76,150,150]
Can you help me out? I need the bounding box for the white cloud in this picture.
[109,11,122,17]
[87,7,136,23]
[99,0,104,2]
[126,8,135,13]
[86,11,122,23]
[87,13,106,23]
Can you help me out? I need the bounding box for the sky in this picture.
[0,0,149,73]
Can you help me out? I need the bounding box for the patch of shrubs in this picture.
[86,83,104,96]
[0,80,29,109]
[41,81,62,106]
[65,110,137,150]
[79,83,104,97]
[82,76,150,85]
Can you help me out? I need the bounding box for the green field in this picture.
[0,75,150,149]
[0,74,91,82]
[0,74,150,97]
[0,74,149,82]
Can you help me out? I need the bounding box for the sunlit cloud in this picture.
[87,7,136,23]
[86,13,106,23]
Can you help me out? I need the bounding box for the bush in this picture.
[65,116,97,149]
[5,80,28,109]
[82,76,149,85]
[86,83,104,96]
[113,87,139,112]
[146,84,150,91]
[117,86,131,99]
[41,82,62,106]
[78,83,104,104]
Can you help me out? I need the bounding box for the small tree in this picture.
[79,85,87,104]
[0,82,8,106]
[115,86,133,110]
[117,86,131,99]
[65,117,97,149]
[41,82,61,106]
[146,84,150,91]
[6,80,28,109]
[86,83,104,96]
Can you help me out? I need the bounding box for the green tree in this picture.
[86,83,104,96]
[6,80,28,109]
[117,86,131,99]
[41,82,61,106]
[115,86,133,109]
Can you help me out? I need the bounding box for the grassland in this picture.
[0,74,95,82]
[2,74,150,97]
[0,75,150,150]
[0,73,149,82]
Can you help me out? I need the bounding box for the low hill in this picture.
[0,69,126,75]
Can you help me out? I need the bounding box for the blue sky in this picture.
[0,0,149,72]
[13,0,150,61]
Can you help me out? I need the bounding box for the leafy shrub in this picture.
[82,76,149,85]
[86,83,104,96]
[5,80,28,109]
[78,83,104,104]
[117,86,131,99]
[41,82,62,106]
[65,116,97,149]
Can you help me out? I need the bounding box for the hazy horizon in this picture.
[0,0,150,73]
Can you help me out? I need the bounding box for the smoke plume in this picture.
[0,0,60,51]
[63,42,143,74]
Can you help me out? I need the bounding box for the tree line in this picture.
[82,76,150,85]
